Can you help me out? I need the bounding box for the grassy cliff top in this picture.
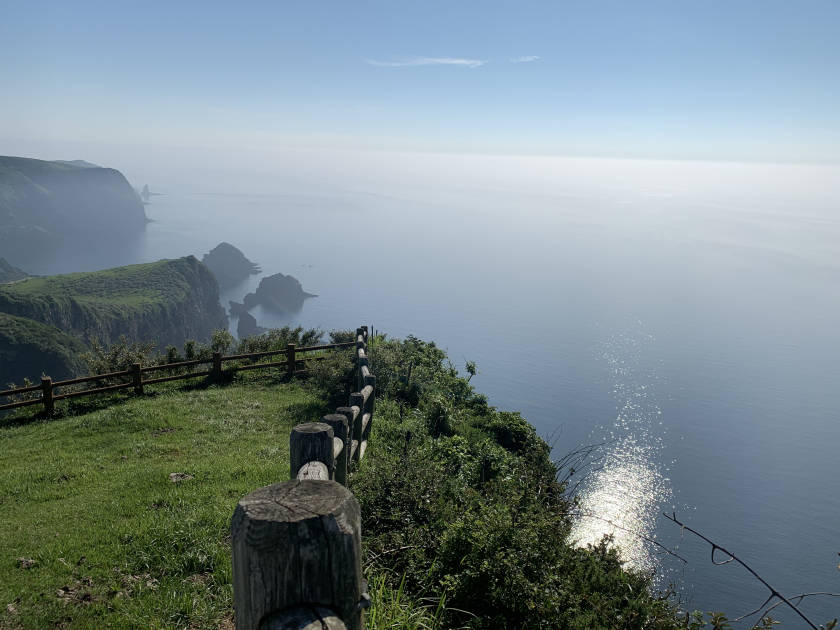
[0,377,326,629]
[0,257,204,308]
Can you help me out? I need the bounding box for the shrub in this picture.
[80,336,156,374]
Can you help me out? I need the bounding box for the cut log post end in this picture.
[290,422,334,481]
[231,480,362,630]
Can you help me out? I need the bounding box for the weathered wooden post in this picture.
[131,362,143,395]
[286,343,296,379]
[348,392,364,463]
[362,374,376,446]
[321,414,349,486]
[41,377,54,416]
[290,422,334,480]
[212,352,223,381]
[231,480,364,630]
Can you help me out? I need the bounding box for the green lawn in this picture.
[0,376,328,629]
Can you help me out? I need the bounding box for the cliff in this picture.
[0,313,85,385]
[0,155,147,266]
[0,257,228,351]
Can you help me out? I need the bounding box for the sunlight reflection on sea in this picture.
[569,329,673,579]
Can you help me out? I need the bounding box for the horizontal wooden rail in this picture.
[221,349,286,362]
[141,359,209,373]
[234,361,286,372]
[143,370,213,386]
[0,383,42,397]
[297,341,356,352]
[1,338,353,418]
[0,397,43,411]
[222,341,353,363]
[53,369,132,387]
[53,381,134,401]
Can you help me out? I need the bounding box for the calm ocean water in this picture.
[32,155,840,623]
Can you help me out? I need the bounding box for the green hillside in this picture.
[0,313,85,385]
[0,257,228,361]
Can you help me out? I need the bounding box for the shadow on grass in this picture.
[0,369,324,429]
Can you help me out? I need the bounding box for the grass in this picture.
[0,373,329,629]
[0,258,202,310]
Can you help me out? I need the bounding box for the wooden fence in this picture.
[231,326,375,630]
[0,340,356,416]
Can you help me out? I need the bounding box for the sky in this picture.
[2,1,840,166]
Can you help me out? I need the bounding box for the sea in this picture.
[26,152,840,624]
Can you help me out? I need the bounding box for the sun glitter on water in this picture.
[569,329,673,576]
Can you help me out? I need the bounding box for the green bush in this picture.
[80,335,156,374]
[357,336,689,629]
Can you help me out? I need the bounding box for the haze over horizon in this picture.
[2,0,840,173]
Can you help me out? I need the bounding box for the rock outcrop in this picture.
[241,272,316,313]
[236,311,266,339]
[202,242,261,289]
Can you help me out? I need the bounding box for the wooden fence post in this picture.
[348,393,364,464]
[286,343,296,379]
[355,330,365,391]
[362,374,376,444]
[321,414,349,486]
[131,362,143,395]
[290,422,334,480]
[41,377,54,416]
[336,406,355,470]
[231,480,364,630]
[212,352,222,380]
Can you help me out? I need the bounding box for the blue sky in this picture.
[2,1,839,163]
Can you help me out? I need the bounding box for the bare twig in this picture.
[663,511,831,630]
[554,441,607,496]
[363,544,420,568]
[734,591,840,623]
[570,509,688,563]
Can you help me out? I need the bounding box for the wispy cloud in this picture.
[365,56,486,69]
[510,55,540,63]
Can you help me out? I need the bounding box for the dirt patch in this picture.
[56,577,99,606]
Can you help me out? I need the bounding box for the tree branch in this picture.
[663,511,834,630]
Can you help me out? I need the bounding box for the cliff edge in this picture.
[0,256,228,354]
